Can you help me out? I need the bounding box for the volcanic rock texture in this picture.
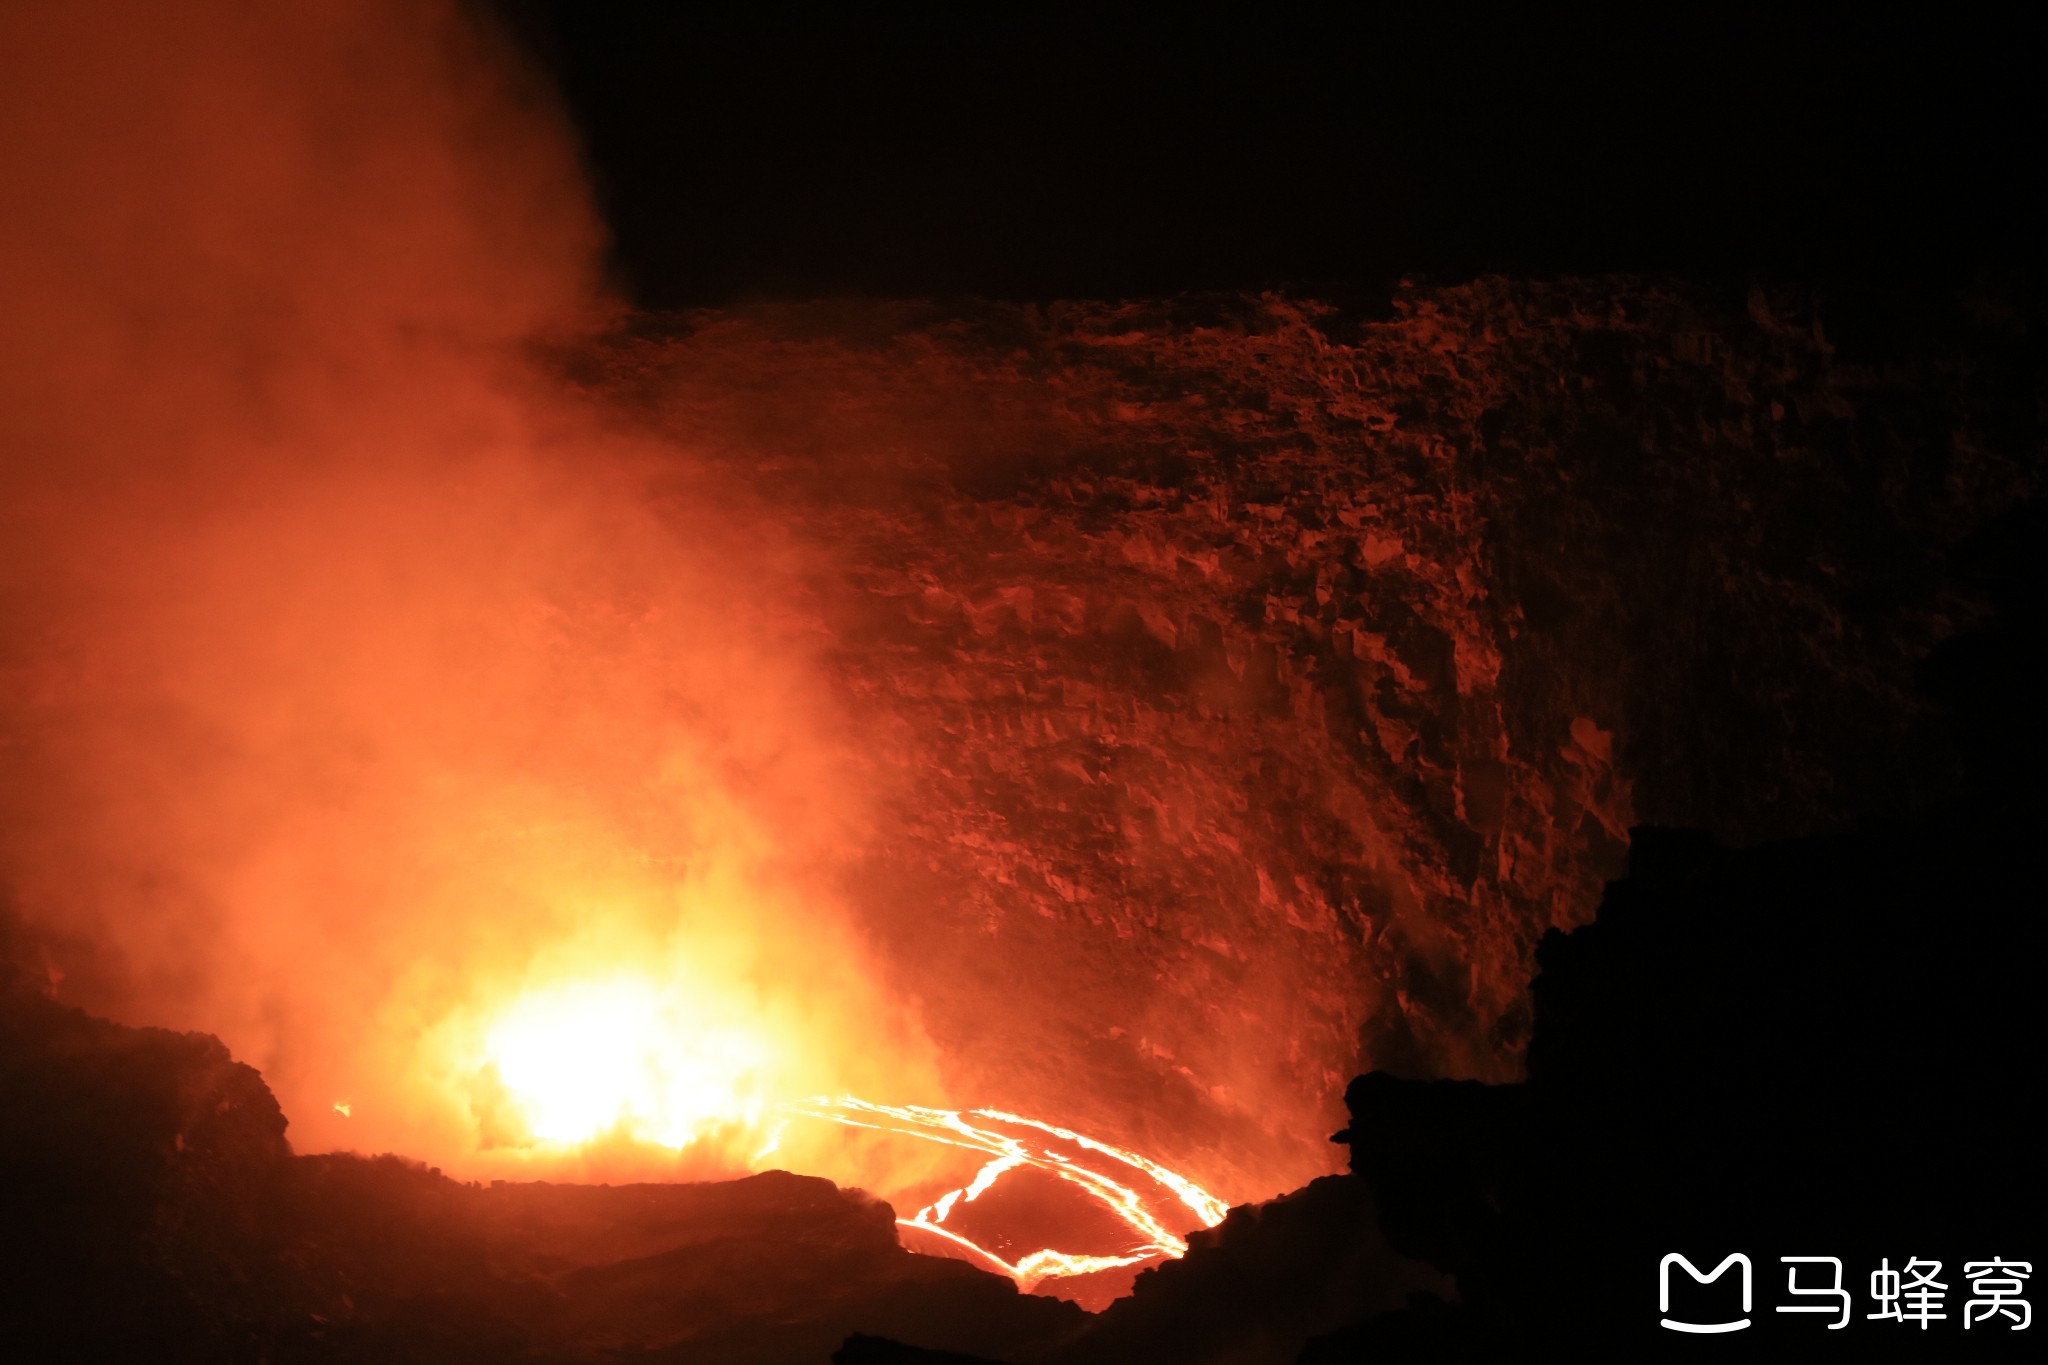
[4,277,2039,1362]
[854,491,2048,1362]
[592,279,2037,1197]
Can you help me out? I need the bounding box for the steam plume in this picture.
[0,0,938,1175]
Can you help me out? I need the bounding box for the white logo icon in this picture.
[1660,1253,1753,1333]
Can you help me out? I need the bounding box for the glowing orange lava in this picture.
[465,983,1228,1304]
[789,1097,1228,1293]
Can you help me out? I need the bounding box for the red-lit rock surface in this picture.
[4,278,2037,1364]
[601,279,2034,1199]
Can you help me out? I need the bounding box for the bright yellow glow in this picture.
[483,977,774,1149]
[456,985,1233,1305]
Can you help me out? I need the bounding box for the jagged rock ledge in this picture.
[0,965,1084,1364]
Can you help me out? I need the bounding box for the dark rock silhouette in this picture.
[0,949,292,1359]
[834,1334,1015,1365]
[1303,500,2048,1356]
[1038,1175,1445,1365]
[0,951,1085,1363]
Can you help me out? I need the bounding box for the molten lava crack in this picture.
[791,1097,1227,1296]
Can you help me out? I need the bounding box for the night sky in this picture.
[501,5,2045,309]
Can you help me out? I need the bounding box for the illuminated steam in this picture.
[0,0,940,1180]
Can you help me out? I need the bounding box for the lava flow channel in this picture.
[789,1097,1228,1293]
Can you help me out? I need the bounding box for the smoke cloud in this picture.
[0,0,939,1176]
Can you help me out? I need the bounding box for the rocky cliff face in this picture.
[599,279,2037,1198]
[3,277,2037,1363]
[851,500,2048,1361]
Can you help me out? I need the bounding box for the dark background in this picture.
[498,4,2045,308]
